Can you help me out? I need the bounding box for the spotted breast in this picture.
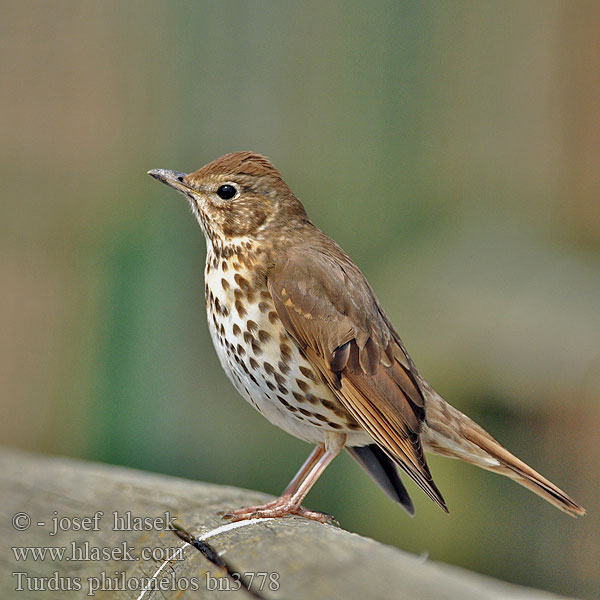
[150,151,584,523]
[204,239,368,446]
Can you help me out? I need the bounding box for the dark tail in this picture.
[347,444,415,515]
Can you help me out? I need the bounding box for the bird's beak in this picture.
[147,169,191,193]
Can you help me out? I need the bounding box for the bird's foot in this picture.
[220,498,337,525]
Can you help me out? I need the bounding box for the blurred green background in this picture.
[1,1,599,598]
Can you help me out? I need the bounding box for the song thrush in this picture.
[149,152,585,522]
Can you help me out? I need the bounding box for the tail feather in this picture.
[347,444,415,515]
[423,394,585,517]
[463,426,585,517]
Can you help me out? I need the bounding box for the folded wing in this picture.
[267,240,447,512]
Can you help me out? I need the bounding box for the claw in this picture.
[219,500,336,524]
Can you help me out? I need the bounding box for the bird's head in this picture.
[149,152,307,244]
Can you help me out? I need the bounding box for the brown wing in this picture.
[267,240,448,512]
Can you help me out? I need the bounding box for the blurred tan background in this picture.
[1,1,599,598]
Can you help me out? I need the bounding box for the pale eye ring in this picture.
[216,184,237,200]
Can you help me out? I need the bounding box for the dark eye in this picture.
[216,184,237,200]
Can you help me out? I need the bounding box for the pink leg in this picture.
[223,438,343,523]
[221,446,325,515]
[282,444,326,496]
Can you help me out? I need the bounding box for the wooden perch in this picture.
[1,448,569,599]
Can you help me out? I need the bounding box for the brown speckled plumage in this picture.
[149,152,585,522]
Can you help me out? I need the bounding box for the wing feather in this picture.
[267,242,447,512]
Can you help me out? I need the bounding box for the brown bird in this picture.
[149,152,585,522]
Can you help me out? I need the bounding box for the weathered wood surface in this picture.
[1,448,569,599]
